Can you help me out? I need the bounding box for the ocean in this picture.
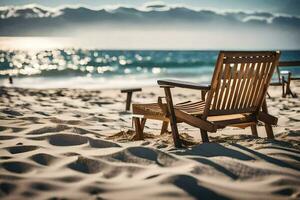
[0,46,299,89]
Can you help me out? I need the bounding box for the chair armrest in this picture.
[157,79,211,90]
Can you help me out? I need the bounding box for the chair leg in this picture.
[200,129,209,143]
[132,117,144,140]
[250,124,258,138]
[281,76,286,98]
[160,121,169,135]
[164,87,182,148]
[264,124,274,139]
[140,118,146,132]
[286,72,297,98]
[262,100,274,139]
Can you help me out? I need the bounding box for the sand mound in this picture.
[68,156,107,174]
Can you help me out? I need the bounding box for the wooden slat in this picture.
[208,107,257,116]
[175,101,205,108]
[204,52,224,117]
[239,62,256,109]
[121,88,142,93]
[222,51,276,57]
[211,64,225,110]
[234,62,250,109]
[175,101,191,105]
[221,64,234,110]
[223,56,275,64]
[216,64,230,110]
[226,63,238,109]
[254,62,273,107]
[157,79,211,90]
[246,62,263,107]
[207,113,250,122]
[231,63,246,109]
[250,62,268,107]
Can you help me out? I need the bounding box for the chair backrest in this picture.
[203,51,280,117]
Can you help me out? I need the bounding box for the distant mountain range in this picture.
[0,4,300,36]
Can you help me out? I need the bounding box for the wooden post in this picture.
[9,75,13,84]
[163,87,182,148]
[262,99,274,139]
[125,91,133,111]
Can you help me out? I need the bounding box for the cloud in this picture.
[0,4,299,36]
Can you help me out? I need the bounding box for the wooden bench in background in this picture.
[271,61,300,98]
[121,88,142,111]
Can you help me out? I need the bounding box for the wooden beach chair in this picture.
[132,51,281,147]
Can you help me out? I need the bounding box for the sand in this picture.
[0,82,300,200]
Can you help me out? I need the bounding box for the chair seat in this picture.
[174,100,206,115]
[133,100,206,117]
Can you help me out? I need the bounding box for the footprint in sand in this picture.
[47,134,88,146]
[101,146,179,167]
[55,176,83,183]
[1,161,36,174]
[30,153,58,166]
[0,182,17,196]
[81,185,104,195]
[5,145,39,154]
[30,182,60,191]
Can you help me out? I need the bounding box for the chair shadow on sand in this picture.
[169,136,300,199]
[167,174,231,200]
[174,136,300,173]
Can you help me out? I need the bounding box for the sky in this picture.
[0,0,299,50]
[1,0,300,16]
